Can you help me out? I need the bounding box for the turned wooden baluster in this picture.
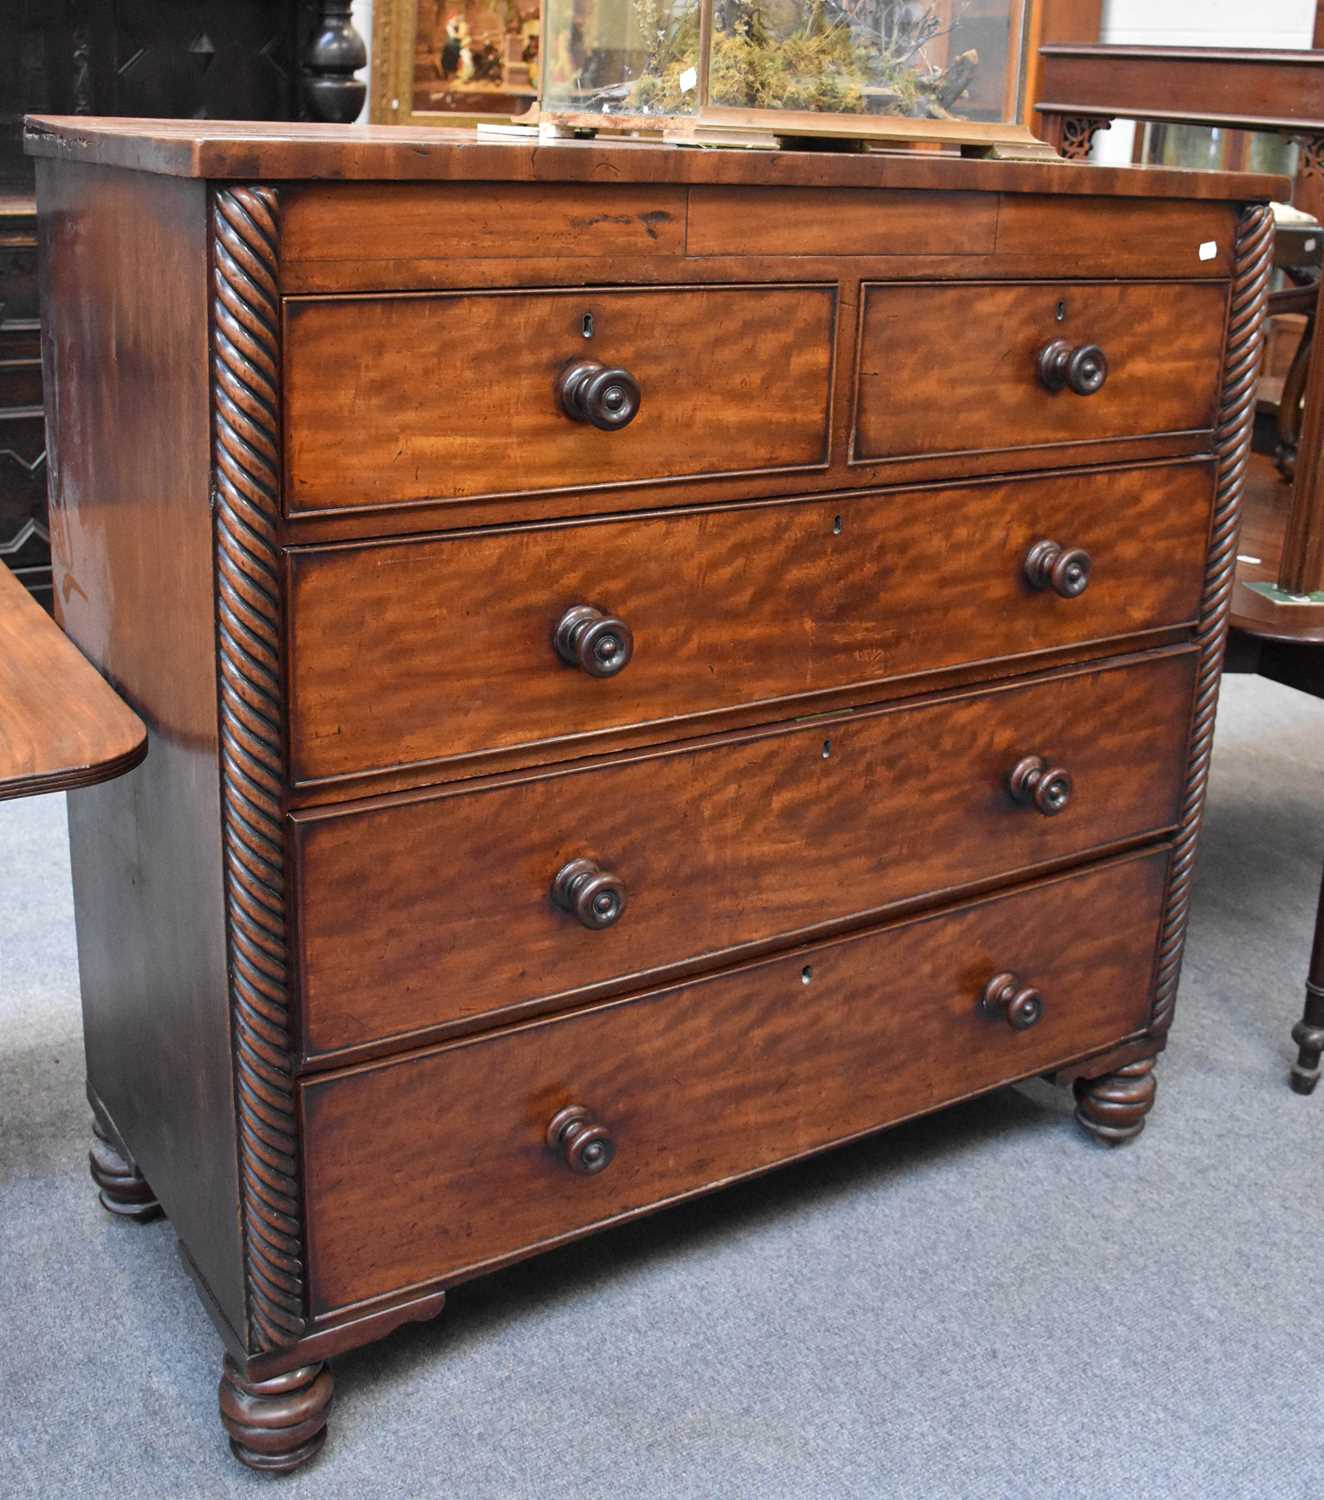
[304,1,367,123]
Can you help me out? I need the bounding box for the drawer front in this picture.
[282,183,688,268]
[301,851,1168,1314]
[287,462,1212,785]
[282,284,836,514]
[293,650,1194,1058]
[853,280,1227,463]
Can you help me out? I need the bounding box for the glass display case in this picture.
[540,0,1034,148]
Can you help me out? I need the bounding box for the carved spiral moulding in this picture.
[1149,203,1274,1038]
[211,185,306,1352]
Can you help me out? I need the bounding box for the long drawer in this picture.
[282,284,837,514]
[286,461,1212,786]
[300,849,1168,1315]
[852,279,1227,463]
[292,649,1193,1059]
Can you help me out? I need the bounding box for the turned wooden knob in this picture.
[981,972,1044,1030]
[1023,538,1092,598]
[1008,755,1073,816]
[557,359,641,430]
[1037,338,1108,396]
[554,605,633,678]
[547,1104,615,1174]
[551,857,627,929]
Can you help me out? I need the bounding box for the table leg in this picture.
[1290,861,1324,1094]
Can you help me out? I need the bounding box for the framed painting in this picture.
[372,0,541,124]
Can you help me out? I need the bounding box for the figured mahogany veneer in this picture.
[283,284,837,514]
[280,182,689,264]
[293,650,1195,1059]
[301,851,1169,1315]
[26,117,1275,1474]
[989,196,1235,279]
[269,191,1242,304]
[684,187,1000,257]
[854,280,1227,463]
[286,462,1213,785]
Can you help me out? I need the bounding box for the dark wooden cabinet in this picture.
[0,193,45,604]
[3,2,364,181]
[27,116,1279,1472]
[0,2,365,607]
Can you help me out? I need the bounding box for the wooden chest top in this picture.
[23,114,1286,202]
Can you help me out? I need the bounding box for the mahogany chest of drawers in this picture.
[26,116,1278,1472]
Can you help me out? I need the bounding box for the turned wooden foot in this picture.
[89,1116,161,1220]
[1073,1055,1158,1145]
[1290,984,1323,1096]
[219,1358,334,1472]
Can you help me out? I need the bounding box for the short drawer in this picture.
[286,461,1212,785]
[282,283,836,514]
[852,280,1227,464]
[292,650,1193,1059]
[301,849,1167,1315]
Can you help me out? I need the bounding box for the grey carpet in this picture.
[1,673,1321,1500]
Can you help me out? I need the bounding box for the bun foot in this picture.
[219,1358,333,1473]
[89,1117,161,1221]
[1073,1055,1158,1145]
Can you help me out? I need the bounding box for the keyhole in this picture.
[833,514,843,535]
[582,312,594,339]
[1055,300,1067,322]
[821,739,832,759]
[801,965,814,985]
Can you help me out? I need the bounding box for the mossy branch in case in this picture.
[611,0,978,118]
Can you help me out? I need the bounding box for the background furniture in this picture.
[0,1,366,610]
[0,552,148,1198]
[28,114,1276,1470]
[0,191,44,605]
[371,0,541,125]
[1035,29,1324,1094]
[0,560,145,800]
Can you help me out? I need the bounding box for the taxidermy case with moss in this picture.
[540,0,1035,149]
